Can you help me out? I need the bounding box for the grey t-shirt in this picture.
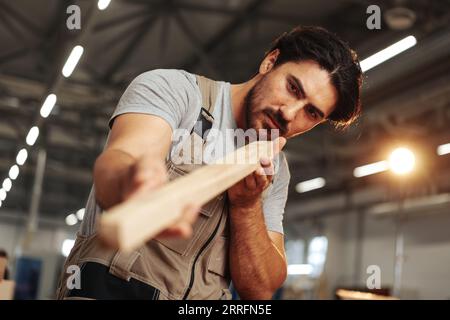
[81,69,290,235]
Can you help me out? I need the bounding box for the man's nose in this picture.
[280,102,305,122]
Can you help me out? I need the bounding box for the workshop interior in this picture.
[0,0,449,300]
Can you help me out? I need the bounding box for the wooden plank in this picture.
[98,140,280,251]
[336,289,398,300]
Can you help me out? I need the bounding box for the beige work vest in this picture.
[56,75,232,300]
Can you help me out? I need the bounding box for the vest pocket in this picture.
[109,250,141,281]
[67,262,160,300]
[152,198,219,255]
[207,236,229,277]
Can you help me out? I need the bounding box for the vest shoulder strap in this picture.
[195,74,219,117]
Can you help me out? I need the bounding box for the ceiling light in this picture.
[16,149,28,166]
[437,143,450,156]
[2,178,12,192]
[26,126,39,146]
[295,177,326,193]
[76,208,85,220]
[65,214,78,226]
[8,165,19,180]
[389,147,415,175]
[360,35,417,72]
[40,94,57,118]
[353,161,389,178]
[62,45,84,78]
[0,188,6,201]
[98,0,112,10]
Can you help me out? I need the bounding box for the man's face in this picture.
[245,59,338,139]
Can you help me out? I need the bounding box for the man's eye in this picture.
[307,106,318,120]
[289,82,299,97]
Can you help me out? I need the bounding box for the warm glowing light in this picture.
[389,147,415,175]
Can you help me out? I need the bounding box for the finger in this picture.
[125,163,168,200]
[159,222,192,239]
[263,162,275,176]
[259,156,271,168]
[244,172,257,189]
[159,204,199,238]
[255,168,270,189]
[181,204,201,224]
[258,157,275,176]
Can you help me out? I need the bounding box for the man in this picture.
[56,26,362,300]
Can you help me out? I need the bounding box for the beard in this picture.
[243,77,288,139]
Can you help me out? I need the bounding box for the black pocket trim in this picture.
[66,262,159,300]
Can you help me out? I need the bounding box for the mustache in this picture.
[264,109,288,135]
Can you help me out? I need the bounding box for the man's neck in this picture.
[230,76,259,130]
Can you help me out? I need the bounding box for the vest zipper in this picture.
[182,212,222,300]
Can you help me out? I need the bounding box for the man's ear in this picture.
[259,49,280,75]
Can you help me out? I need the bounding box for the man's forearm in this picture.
[229,200,287,299]
[93,149,136,209]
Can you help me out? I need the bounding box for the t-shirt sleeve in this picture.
[109,69,199,131]
[262,152,290,235]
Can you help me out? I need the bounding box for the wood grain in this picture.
[98,140,280,251]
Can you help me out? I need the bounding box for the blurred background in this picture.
[0,0,449,300]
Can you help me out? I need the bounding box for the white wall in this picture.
[285,206,450,299]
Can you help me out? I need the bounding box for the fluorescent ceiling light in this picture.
[2,178,12,192]
[61,239,75,257]
[62,45,84,78]
[76,208,85,220]
[16,149,28,166]
[353,161,389,178]
[98,0,112,10]
[40,94,57,118]
[0,188,6,201]
[437,143,450,156]
[295,177,326,193]
[287,264,313,275]
[65,214,78,226]
[360,35,417,72]
[26,126,39,146]
[8,165,19,180]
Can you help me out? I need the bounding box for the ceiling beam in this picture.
[181,0,271,72]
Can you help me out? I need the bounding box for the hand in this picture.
[122,154,200,238]
[227,137,286,209]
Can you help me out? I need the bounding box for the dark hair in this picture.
[267,26,363,129]
[0,249,8,258]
